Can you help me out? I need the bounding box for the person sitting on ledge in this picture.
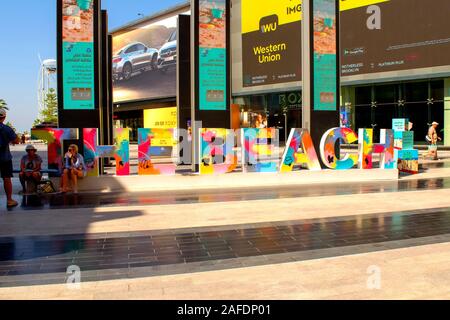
[19,145,43,194]
[60,144,86,194]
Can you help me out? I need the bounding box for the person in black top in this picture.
[0,109,20,208]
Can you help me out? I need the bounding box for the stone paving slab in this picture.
[0,241,449,299]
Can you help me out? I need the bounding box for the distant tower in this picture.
[37,58,57,113]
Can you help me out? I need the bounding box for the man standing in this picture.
[0,109,20,208]
[425,121,442,160]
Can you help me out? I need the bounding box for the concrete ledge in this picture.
[77,169,399,193]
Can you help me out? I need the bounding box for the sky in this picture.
[0,0,186,132]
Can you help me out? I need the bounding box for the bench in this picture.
[13,169,61,176]
[13,169,61,194]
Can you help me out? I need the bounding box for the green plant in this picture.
[0,99,8,111]
[40,88,58,124]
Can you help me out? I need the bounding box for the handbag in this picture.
[38,180,57,194]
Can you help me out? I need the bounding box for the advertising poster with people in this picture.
[61,0,95,110]
[241,0,302,88]
[312,0,337,111]
[198,0,227,111]
[112,12,189,103]
[341,0,450,76]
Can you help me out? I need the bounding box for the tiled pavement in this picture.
[1,207,450,287]
[5,176,450,211]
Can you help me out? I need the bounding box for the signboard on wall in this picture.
[144,107,178,129]
[241,0,302,87]
[197,0,227,111]
[341,0,450,76]
[61,0,96,110]
[239,0,450,89]
[112,10,190,103]
[312,0,338,111]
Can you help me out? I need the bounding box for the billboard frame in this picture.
[57,0,100,112]
[191,0,232,171]
[57,0,102,157]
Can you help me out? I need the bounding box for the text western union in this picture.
[253,43,287,64]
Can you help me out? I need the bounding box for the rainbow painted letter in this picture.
[320,127,358,170]
[138,128,177,175]
[83,128,130,176]
[31,128,79,175]
[280,129,321,172]
[241,128,279,173]
[199,128,237,175]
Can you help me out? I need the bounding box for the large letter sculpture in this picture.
[199,128,237,175]
[320,127,358,170]
[280,129,321,172]
[241,128,279,173]
[83,128,130,176]
[392,118,418,174]
[31,128,79,175]
[358,128,395,169]
[138,128,177,175]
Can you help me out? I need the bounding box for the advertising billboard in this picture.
[239,0,450,89]
[112,12,189,103]
[241,0,302,88]
[143,107,178,129]
[61,0,96,110]
[143,107,178,147]
[341,0,450,77]
[198,0,228,111]
[312,0,338,111]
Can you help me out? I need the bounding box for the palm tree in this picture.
[0,99,8,111]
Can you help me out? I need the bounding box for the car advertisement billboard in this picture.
[198,0,228,111]
[241,0,302,88]
[341,0,450,77]
[112,12,189,103]
[61,0,96,110]
[312,0,338,111]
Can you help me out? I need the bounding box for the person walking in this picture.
[425,121,442,160]
[60,144,86,194]
[19,145,43,194]
[0,109,20,208]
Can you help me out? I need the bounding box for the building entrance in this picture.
[352,80,444,144]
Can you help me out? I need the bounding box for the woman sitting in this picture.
[60,144,86,193]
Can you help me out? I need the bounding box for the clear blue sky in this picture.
[0,0,186,132]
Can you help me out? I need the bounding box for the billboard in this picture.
[241,0,302,88]
[341,0,450,77]
[198,0,227,110]
[240,0,450,88]
[61,0,96,110]
[312,0,338,111]
[143,107,178,129]
[143,107,177,147]
[112,12,189,103]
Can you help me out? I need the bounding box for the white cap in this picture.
[0,109,6,118]
[432,121,439,126]
[25,145,37,151]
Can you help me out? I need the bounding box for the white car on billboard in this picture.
[113,42,159,81]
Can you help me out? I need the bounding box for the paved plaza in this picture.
[0,146,450,299]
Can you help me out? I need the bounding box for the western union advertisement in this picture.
[242,0,450,87]
[241,0,302,87]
